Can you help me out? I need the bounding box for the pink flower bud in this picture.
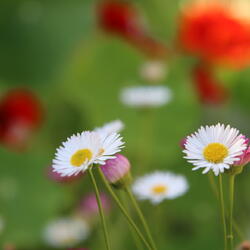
[78,192,111,217]
[234,136,250,166]
[180,137,187,149]
[100,154,132,188]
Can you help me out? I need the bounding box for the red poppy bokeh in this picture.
[191,63,228,105]
[97,0,168,58]
[178,2,250,68]
[0,88,43,150]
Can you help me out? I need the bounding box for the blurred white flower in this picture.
[183,123,247,176]
[140,61,167,82]
[43,217,89,248]
[120,85,172,108]
[52,131,124,177]
[94,120,124,136]
[132,171,188,205]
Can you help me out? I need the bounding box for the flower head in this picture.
[178,0,250,68]
[43,217,89,248]
[183,123,247,175]
[52,131,124,177]
[120,85,172,108]
[94,120,124,136]
[132,171,188,205]
[100,154,131,188]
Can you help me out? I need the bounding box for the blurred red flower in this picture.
[192,63,228,105]
[178,2,250,68]
[0,88,43,150]
[97,0,168,58]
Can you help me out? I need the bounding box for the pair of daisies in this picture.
[53,121,248,205]
[52,120,124,177]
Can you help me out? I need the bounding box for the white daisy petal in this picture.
[94,120,124,136]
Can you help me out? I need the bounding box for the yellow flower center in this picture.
[152,185,167,194]
[203,143,228,163]
[70,149,92,167]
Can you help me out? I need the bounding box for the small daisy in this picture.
[120,85,172,108]
[43,217,89,248]
[183,123,247,176]
[52,131,124,177]
[94,120,124,136]
[132,171,188,205]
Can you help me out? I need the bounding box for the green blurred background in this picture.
[0,0,250,249]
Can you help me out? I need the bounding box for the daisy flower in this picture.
[43,217,89,248]
[132,171,188,205]
[120,85,172,108]
[94,120,124,136]
[52,131,124,177]
[183,123,247,175]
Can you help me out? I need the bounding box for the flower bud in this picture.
[234,136,250,167]
[100,154,132,189]
[180,137,187,149]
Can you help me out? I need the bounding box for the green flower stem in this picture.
[208,171,219,198]
[98,168,153,250]
[88,167,111,250]
[124,187,157,250]
[207,172,245,242]
[228,174,235,250]
[218,174,228,250]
